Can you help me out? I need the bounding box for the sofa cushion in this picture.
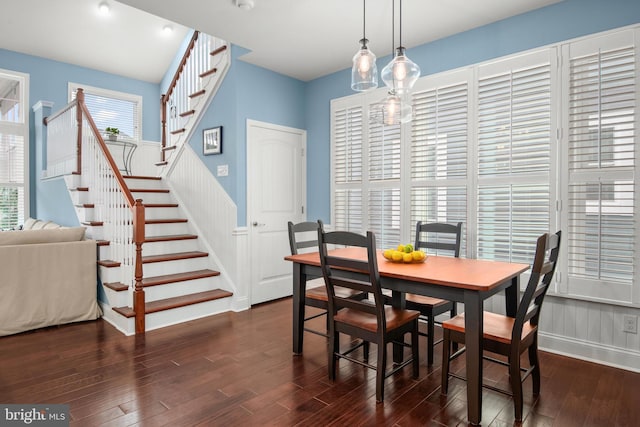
[22,217,38,230]
[0,227,86,246]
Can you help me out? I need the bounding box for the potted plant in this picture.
[105,127,120,141]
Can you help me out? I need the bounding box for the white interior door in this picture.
[247,120,306,305]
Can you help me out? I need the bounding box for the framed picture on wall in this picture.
[203,126,222,155]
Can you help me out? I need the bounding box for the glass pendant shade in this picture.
[370,92,412,126]
[351,38,378,92]
[381,46,420,95]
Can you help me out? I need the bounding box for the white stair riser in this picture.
[143,256,210,277]
[84,225,104,240]
[99,302,135,336]
[142,239,200,257]
[145,222,190,236]
[98,265,125,284]
[75,207,94,222]
[144,207,181,220]
[144,297,232,332]
[144,277,217,302]
[124,178,164,189]
[64,174,82,188]
[102,285,130,308]
[129,191,174,204]
[70,190,89,205]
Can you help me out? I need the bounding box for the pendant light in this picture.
[351,0,378,92]
[381,0,420,95]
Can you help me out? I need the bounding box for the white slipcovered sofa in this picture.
[0,219,102,336]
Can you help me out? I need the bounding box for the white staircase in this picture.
[66,174,233,335]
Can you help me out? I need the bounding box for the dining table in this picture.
[285,247,530,425]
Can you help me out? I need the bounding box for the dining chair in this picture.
[405,221,462,365]
[441,231,561,421]
[288,220,366,339]
[318,229,420,402]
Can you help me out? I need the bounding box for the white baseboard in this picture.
[539,331,640,373]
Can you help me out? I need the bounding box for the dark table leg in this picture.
[292,263,305,355]
[505,275,520,317]
[392,290,406,364]
[464,290,483,425]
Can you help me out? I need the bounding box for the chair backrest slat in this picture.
[288,220,323,255]
[512,231,561,344]
[319,229,386,331]
[415,222,462,258]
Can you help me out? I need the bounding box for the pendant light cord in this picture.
[399,0,402,48]
[363,0,366,41]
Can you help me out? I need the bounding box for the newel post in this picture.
[133,198,146,334]
[160,94,167,162]
[75,88,84,174]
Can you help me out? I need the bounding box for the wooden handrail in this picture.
[161,30,200,154]
[43,98,79,125]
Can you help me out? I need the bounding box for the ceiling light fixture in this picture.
[381,0,420,95]
[351,0,377,92]
[234,0,255,11]
[98,1,110,16]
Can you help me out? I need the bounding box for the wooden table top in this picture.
[285,247,530,292]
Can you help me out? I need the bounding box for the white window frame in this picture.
[0,68,29,229]
[68,82,142,141]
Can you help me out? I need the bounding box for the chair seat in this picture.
[335,306,420,333]
[442,311,537,345]
[305,283,363,302]
[405,294,451,308]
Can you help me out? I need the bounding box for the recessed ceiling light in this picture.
[163,24,173,35]
[98,1,110,15]
[234,0,254,11]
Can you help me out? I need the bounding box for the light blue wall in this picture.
[189,45,306,226]
[304,0,640,223]
[0,48,161,225]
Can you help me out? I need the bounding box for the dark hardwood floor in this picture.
[1,298,638,426]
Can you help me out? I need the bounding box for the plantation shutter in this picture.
[332,104,364,232]
[564,30,636,300]
[409,77,469,254]
[476,51,553,262]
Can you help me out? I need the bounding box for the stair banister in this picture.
[161,30,200,161]
[46,88,147,334]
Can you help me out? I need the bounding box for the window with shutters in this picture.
[0,70,28,230]
[562,29,637,303]
[331,25,639,306]
[69,83,141,141]
[476,51,555,264]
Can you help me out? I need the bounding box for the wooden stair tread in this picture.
[144,203,179,209]
[162,145,177,152]
[210,45,228,57]
[145,234,198,243]
[145,218,188,224]
[123,175,161,180]
[129,188,170,193]
[104,282,128,292]
[71,187,89,192]
[97,240,110,246]
[199,68,217,78]
[75,203,94,208]
[82,221,103,226]
[142,269,220,287]
[189,89,206,98]
[113,289,233,317]
[170,128,186,135]
[179,109,196,117]
[98,260,120,268]
[155,161,168,167]
[142,251,208,264]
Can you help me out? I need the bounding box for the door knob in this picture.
[252,221,265,227]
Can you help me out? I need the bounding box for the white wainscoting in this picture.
[484,293,640,372]
[129,140,161,177]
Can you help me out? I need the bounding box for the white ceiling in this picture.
[1,0,563,84]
